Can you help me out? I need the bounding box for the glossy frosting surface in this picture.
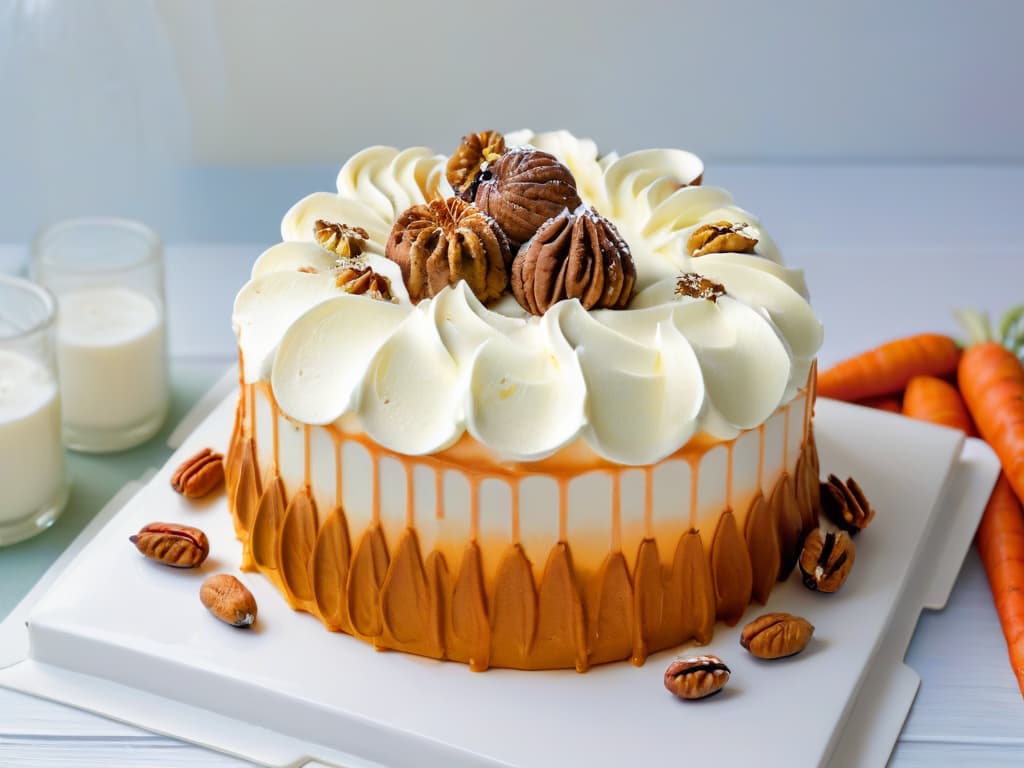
[233,131,823,465]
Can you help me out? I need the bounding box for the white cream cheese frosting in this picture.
[233,130,823,465]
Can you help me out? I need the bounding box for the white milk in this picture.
[56,288,167,434]
[0,349,65,524]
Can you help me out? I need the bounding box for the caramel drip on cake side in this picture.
[610,472,622,552]
[271,395,280,473]
[469,478,481,541]
[643,467,654,539]
[557,479,568,542]
[302,425,312,489]
[782,403,791,472]
[434,468,444,520]
[725,441,735,510]
[334,439,343,510]
[687,457,699,530]
[510,478,521,543]
[404,463,415,529]
[757,423,766,489]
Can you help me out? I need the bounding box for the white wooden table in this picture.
[2,164,1023,765]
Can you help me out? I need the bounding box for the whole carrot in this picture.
[902,375,977,436]
[975,475,1024,697]
[959,342,1024,505]
[818,333,961,403]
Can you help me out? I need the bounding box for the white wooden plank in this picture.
[902,551,1024,743]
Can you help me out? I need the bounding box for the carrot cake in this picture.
[228,129,825,671]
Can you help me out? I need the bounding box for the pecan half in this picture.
[511,208,636,315]
[473,148,582,245]
[675,272,727,302]
[740,612,814,659]
[130,522,209,568]
[687,221,758,257]
[821,474,875,535]
[171,448,225,498]
[200,574,257,628]
[800,527,856,593]
[314,219,369,259]
[335,260,394,302]
[385,197,510,304]
[664,655,731,700]
[447,130,506,199]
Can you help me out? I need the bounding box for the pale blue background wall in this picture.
[2,0,1022,244]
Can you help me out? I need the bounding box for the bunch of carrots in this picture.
[818,308,1024,697]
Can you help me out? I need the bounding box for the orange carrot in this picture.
[902,375,977,436]
[959,342,1024,505]
[857,394,903,413]
[975,475,1024,697]
[818,333,961,403]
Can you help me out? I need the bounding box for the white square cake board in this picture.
[0,394,1000,768]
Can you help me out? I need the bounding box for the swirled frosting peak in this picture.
[233,131,823,465]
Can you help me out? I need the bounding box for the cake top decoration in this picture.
[234,130,823,464]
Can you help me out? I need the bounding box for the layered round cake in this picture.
[228,130,824,671]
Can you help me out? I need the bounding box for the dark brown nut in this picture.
[200,574,257,628]
[800,527,856,593]
[740,612,814,659]
[385,197,510,304]
[314,219,369,259]
[663,655,730,700]
[687,221,758,257]
[821,474,875,535]
[473,148,582,246]
[129,522,209,568]
[675,272,727,303]
[447,130,506,199]
[171,448,225,498]
[511,208,636,315]
[335,260,394,302]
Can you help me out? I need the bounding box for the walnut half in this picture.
[384,198,510,304]
[446,130,506,199]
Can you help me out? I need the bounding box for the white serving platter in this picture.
[0,394,1000,768]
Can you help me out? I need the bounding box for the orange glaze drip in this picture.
[610,471,622,552]
[558,479,568,542]
[510,479,521,543]
[725,440,735,509]
[687,457,699,529]
[303,424,312,489]
[404,463,414,528]
[782,404,791,473]
[434,468,444,520]
[469,477,480,540]
[371,449,381,524]
[643,467,654,539]
[334,436,343,509]
[248,382,257,440]
[757,423,765,489]
[271,398,280,472]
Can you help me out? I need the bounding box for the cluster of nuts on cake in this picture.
[386,130,637,314]
[310,130,767,314]
[666,475,875,701]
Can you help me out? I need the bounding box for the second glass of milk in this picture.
[32,218,169,453]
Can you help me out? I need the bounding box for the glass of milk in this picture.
[0,275,70,545]
[32,218,169,453]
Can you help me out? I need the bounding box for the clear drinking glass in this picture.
[0,275,69,545]
[32,218,169,453]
